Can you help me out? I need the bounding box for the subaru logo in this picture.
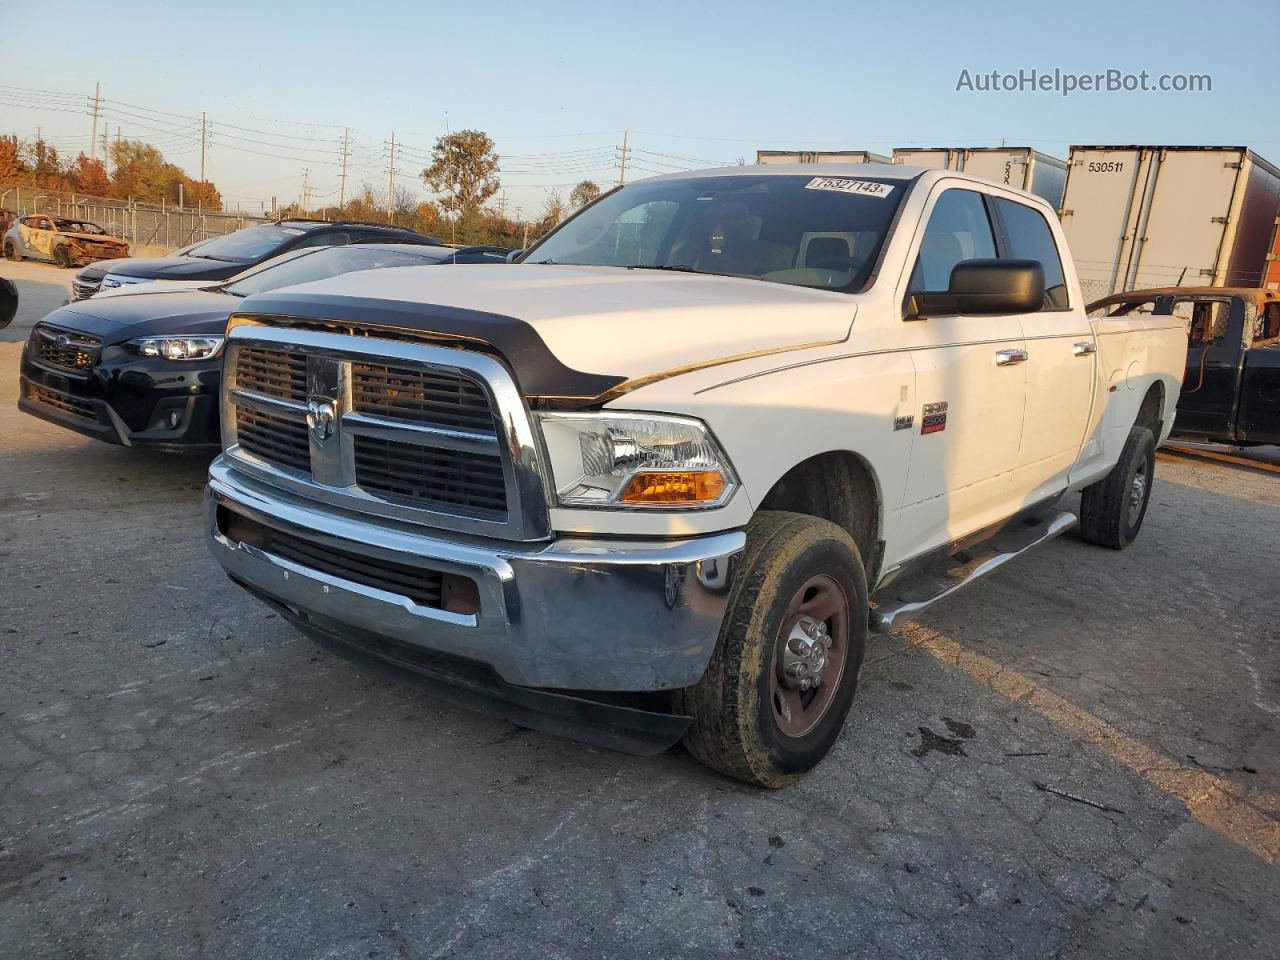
[55,334,71,347]
[306,398,337,445]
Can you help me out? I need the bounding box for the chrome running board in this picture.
[869,511,1078,634]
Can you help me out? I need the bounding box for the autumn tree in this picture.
[109,140,173,202]
[422,130,499,216]
[68,152,111,196]
[0,135,21,183]
[25,138,64,184]
[569,179,602,209]
[183,178,222,211]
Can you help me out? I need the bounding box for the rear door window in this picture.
[1252,302,1280,343]
[1174,299,1230,347]
[991,197,1069,309]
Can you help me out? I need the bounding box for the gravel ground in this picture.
[2,261,1278,959]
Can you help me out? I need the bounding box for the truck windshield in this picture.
[523,174,907,293]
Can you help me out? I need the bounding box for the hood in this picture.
[39,289,237,344]
[108,255,247,281]
[64,233,128,247]
[241,264,857,398]
[95,278,215,299]
[76,259,127,281]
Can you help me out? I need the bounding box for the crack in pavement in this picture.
[898,622,1280,864]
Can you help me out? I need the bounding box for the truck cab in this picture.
[206,165,1187,786]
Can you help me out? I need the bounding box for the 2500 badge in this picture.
[921,401,949,435]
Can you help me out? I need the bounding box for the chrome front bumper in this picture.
[206,457,744,692]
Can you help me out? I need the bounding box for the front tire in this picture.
[673,511,868,788]
[54,244,74,268]
[1079,425,1156,549]
[3,240,18,261]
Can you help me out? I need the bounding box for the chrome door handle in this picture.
[995,349,1029,366]
[1073,341,1098,356]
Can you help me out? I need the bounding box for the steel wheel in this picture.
[1128,460,1148,526]
[768,574,849,738]
[673,511,868,787]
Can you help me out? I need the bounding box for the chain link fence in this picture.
[0,183,272,257]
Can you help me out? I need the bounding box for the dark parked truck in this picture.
[1089,287,1280,445]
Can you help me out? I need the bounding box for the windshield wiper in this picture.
[626,263,698,273]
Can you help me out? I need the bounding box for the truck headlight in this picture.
[536,412,736,508]
[132,335,225,360]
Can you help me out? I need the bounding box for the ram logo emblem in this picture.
[306,397,337,445]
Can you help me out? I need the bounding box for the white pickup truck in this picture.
[205,164,1186,786]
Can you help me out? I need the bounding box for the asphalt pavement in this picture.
[2,261,1278,959]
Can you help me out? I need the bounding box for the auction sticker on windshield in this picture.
[804,178,896,198]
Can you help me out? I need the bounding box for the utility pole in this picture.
[198,112,208,213]
[89,82,101,163]
[300,168,311,215]
[338,128,349,211]
[616,130,629,185]
[386,131,396,225]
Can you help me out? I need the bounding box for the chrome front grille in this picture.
[235,346,308,402]
[235,406,311,473]
[31,325,100,372]
[353,435,507,518]
[222,326,550,541]
[71,277,100,300]
[352,361,495,432]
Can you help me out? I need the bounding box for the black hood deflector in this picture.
[234,292,627,401]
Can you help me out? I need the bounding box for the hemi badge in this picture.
[894,415,914,431]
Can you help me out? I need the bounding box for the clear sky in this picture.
[0,0,1274,218]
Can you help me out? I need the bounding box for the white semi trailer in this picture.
[891,146,1067,208]
[1058,145,1280,301]
[756,150,891,165]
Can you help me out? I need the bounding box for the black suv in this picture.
[71,219,442,300]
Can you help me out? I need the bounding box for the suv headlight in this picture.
[132,335,225,360]
[536,411,737,508]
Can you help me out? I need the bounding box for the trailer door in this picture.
[1058,148,1149,303]
[1136,150,1243,289]
[962,150,1027,192]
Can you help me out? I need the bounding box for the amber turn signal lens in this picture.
[620,470,727,504]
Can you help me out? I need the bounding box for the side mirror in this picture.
[0,276,17,330]
[908,259,1044,320]
[505,249,524,263]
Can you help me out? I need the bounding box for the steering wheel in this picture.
[808,256,861,273]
